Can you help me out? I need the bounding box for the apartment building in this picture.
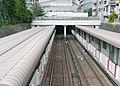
[26,0,88,17]
[80,0,120,20]
[26,0,81,12]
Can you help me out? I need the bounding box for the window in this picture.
[104,8,105,11]
[103,41,107,49]
[78,29,80,34]
[99,8,100,11]
[116,3,119,6]
[80,31,82,36]
[79,30,81,35]
[81,31,83,37]
[95,38,99,45]
[109,45,119,64]
[84,32,86,39]
[118,49,120,66]
[77,29,79,33]
[88,35,91,43]
[106,6,108,12]
[92,36,94,41]
[109,45,114,61]
[104,1,106,4]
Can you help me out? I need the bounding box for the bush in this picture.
[84,8,92,17]
[108,11,118,22]
[0,0,33,28]
[118,16,120,22]
[31,3,45,18]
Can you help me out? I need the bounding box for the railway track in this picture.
[40,35,72,86]
[67,36,90,86]
[41,34,113,86]
[67,35,113,86]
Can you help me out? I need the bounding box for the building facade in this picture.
[26,0,81,12]
[80,0,120,21]
[103,0,120,16]
[26,0,88,17]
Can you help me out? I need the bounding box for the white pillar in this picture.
[95,26,99,29]
[31,26,36,28]
[64,25,66,39]
[75,28,77,37]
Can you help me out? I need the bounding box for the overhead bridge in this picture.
[31,17,101,26]
[31,17,101,38]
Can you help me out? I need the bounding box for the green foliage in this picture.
[84,8,92,17]
[31,3,45,18]
[108,11,118,22]
[0,0,10,28]
[119,16,120,22]
[14,0,33,23]
[0,0,33,28]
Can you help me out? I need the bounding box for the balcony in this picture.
[93,0,97,4]
[92,6,97,10]
[103,11,111,16]
[79,0,83,3]
[109,0,116,4]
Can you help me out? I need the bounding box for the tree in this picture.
[2,0,17,24]
[0,0,10,28]
[119,16,120,22]
[84,8,92,17]
[108,11,118,22]
[0,0,33,26]
[31,3,45,18]
[87,8,92,17]
[0,1,4,26]
[14,0,33,23]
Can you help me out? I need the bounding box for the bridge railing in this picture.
[34,16,100,21]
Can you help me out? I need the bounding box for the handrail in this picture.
[35,17,100,21]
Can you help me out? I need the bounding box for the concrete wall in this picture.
[0,23,30,38]
[99,23,120,33]
[46,12,88,17]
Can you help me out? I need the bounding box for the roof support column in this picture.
[64,25,67,39]
[95,25,99,29]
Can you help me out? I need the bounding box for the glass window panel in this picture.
[92,36,94,41]
[95,38,99,45]
[103,41,107,49]
[109,45,114,62]
[84,32,86,39]
[118,49,120,66]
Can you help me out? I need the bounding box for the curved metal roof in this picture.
[76,26,120,48]
[0,26,55,86]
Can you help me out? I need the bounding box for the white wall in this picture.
[45,12,88,17]
[44,6,72,12]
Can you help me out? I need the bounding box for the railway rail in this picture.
[41,34,114,86]
[67,35,113,86]
[40,35,71,86]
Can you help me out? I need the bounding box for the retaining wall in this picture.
[0,23,30,38]
[99,23,120,33]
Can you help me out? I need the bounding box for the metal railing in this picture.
[35,16,100,21]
